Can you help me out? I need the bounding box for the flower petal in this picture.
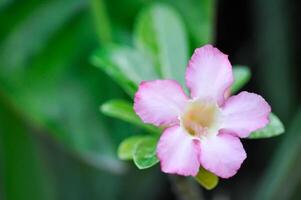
[221,91,271,138]
[200,133,246,178]
[157,126,201,176]
[134,80,188,126]
[185,44,233,105]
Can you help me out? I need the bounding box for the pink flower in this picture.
[134,45,271,178]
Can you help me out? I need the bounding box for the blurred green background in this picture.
[0,0,300,200]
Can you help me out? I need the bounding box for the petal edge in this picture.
[185,44,233,105]
[134,80,188,127]
[200,133,246,178]
[157,126,201,176]
[221,91,271,138]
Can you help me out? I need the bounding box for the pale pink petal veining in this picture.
[157,126,201,176]
[134,80,188,127]
[199,133,246,178]
[221,91,271,138]
[185,45,233,105]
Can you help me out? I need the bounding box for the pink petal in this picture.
[221,91,271,138]
[134,80,188,127]
[200,133,246,178]
[185,45,233,105]
[157,126,201,176]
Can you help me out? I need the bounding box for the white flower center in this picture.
[181,100,220,138]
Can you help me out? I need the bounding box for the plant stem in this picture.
[169,175,204,200]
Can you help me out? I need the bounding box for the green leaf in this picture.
[0,0,12,11]
[232,65,251,93]
[0,0,86,82]
[0,1,169,200]
[91,45,158,97]
[118,136,147,160]
[133,137,159,169]
[134,3,189,85]
[194,168,219,190]
[101,99,159,134]
[90,0,113,44]
[163,0,216,47]
[0,11,126,174]
[248,113,285,139]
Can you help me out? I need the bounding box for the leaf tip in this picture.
[194,168,219,190]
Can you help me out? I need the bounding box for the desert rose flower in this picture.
[134,45,271,178]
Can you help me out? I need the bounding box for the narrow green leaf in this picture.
[118,136,146,160]
[232,65,251,93]
[248,113,285,139]
[194,168,219,190]
[91,45,158,97]
[254,109,301,200]
[254,0,297,121]
[101,99,159,134]
[134,3,189,85]
[0,100,55,200]
[133,137,159,169]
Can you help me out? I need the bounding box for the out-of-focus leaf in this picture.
[254,109,301,200]
[0,1,168,200]
[133,137,159,169]
[163,0,216,47]
[101,99,159,134]
[103,0,145,37]
[232,65,251,93]
[38,133,124,200]
[0,0,41,43]
[91,45,158,96]
[0,12,126,174]
[134,3,188,85]
[118,136,147,160]
[0,0,86,82]
[194,167,219,190]
[0,100,55,200]
[0,0,12,10]
[248,113,285,139]
[91,0,112,43]
[254,0,297,121]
